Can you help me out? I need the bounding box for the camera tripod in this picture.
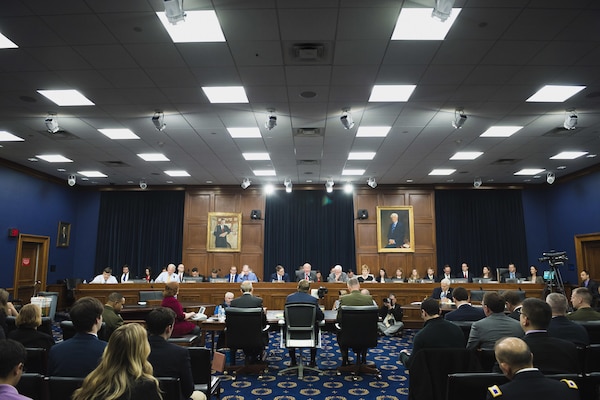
[542,263,566,298]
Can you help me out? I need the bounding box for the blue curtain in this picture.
[264,190,356,279]
[94,191,184,278]
[435,190,528,276]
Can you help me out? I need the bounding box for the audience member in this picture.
[155,264,180,283]
[102,292,125,339]
[227,266,238,283]
[8,303,54,351]
[527,265,544,283]
[431,278,453,303]
[545,292,589,346]
[357,264,375,283]
[568,287,600,321]
[270,265,290,282]
[230,281,268,363]
[375,268,388,283]
[236,264,259,282]
[296,263,317,282]
[72,324,162,400]
[90,267,118,284]
[519,298,579,374]
[466,292,523,350]
[399,298,464,370]
[459,263,474,282]
[580,269,599,305]
[48,297,107,377]
[501,263,521,282]
[146,308,205,400]
[0,339,30,400]
[486,337,579,400]
[161,282,200,337]
[120,265,130,283]
[0,288,19,317]
[377,293,404,336]
[503,290,523,320]
[444,287,485,321]
[285,279,324,366]
[327,265,348,283]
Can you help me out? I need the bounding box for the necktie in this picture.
[464,272,467,278]
[305,274,309,280]
[167,274,171,283]
[231,274,234,282]
[510,273,514,279]
[278,275,281,281]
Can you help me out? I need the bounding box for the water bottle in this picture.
[218,306,225,321]
[214,305,221,316]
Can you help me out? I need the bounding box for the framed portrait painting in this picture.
[57,221,71,247]
[207,212,242,252]
[377,206,415,253]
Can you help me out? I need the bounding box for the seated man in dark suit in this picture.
[230,281,268,363]
[431,279,453,304]
[48,297,107,377]
[444,287,485,321]
[146,308,204,400]
[503,290,523,320]
[270,265,290,282]
[285,279,324,366]
[296,263,317,282]
[501,263,522,282]
[580,269,599,306]
[545,293,589,346]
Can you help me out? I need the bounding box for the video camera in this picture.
[538,250,568,265]
[317,286,328,299]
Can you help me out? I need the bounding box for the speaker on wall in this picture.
[357,209,368,219]
[250,210,262,220]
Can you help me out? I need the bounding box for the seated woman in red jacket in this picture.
[161,282,200,337]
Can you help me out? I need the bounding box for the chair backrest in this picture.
[157,377,181,400]
[188,347,211,385]
[447,372,508,400]
[284,303,318,347]
[496,268,508,282]
[225,307,265,349]
[584,344,600,373]
[60,320,108,341]
[574,320,600,344]
[48,376,85,400]
[450,321,473,346]
[139,291,163,302]
[37,291,59,321]
[338,305,379,349]
[183,276,204,283]
[469,290,488,302]
[24,347,47,374]
[16,373,46,400]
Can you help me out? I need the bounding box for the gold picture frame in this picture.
[207,212,242,252]
[57,221,71,247]
[377,206,415,253]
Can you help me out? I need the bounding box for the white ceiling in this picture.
[0,0,599,187]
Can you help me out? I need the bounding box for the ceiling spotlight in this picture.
[473,177,482,188]
[139,179,147,190]
[241,178,251,189]
[152,112,166,131]
[45,114,60,133]
[344,183,354,193]
[432,0,455,22]
[284,178,292,193]
[367,177,377,188]
[265,110,277,130]
[452,109,467,129]
[563,110,577,130]
[340,108,355,130]
[325,179,334,193]
[546,171,555,184]
[67,174,76,187]
[163,0,185,25]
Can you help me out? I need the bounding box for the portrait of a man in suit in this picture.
[207,212,241,252]
[377,206,414,253]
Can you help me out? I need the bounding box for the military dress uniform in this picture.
[487,369,579,400]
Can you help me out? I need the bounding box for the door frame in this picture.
[13,234,50,299]
[574,232,600,278]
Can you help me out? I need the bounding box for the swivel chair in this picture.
[279,303,322,378]
[225,307,269,378]
[447,372,508,400]
[16,373,46,400]
[188,347,222,399]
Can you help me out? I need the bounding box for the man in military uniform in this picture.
[486,337,579,400]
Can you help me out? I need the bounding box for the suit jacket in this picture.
[7,327,55,351]
[226,273,238,283]
[444,304,485,322]
[120,272,130,283]
[466,313,523,350]
[231,292,263,308]
[567,306,600,321]
[431,287,453,301]
[295,270,317,282]
[214,224,231,248]
[507,305,523,320]
[457,271,475,283]
[161,296,196,337]
[48,333,107,377]
[147,335,194,400]
[386,220,406,248]
[547,315,590,346]
[437,274,453,282]
[285,292,324,322]
[403,317,465,369]
[582,279,599,298]
[270,272,290,282]
[327,272,349,283]
[486,369,579,400]
[522,331,579,374]
[501,271,522,282]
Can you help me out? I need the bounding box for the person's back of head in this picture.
[452,287,469,302]
[503,290,522,308]
[297,279,310,293]
[0,339,26,383]
[163,282,179,297]
[546,292,568,316]
[573,287,593,307]
[240,281,253,293]
[15,303,42,329]
[70,296,104,333]
[483,292,505,314]
[347,277,360,290]
[106,291,123,304]
[494,337,533,378]
[421,297,440,317]
[521,298,552,330]
[146,307,176,336]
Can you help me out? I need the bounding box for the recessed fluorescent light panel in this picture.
[227,127,262,138]
[98,129,140,140]
[156,10,226,43]
[253,170,277,176]
[36,154,73,163]
[342,169,366,176]
[550,151,588,160]
[202,86,248,103]
[356,126,391,138]
[0,131,24,141]
[348,152,376,160]
[137,153,170,162]
[450,151,483,160]
[0,32,18,49]
[526,85,586,102]
[78,171,107,178]
[165,170,190,177]
[429,169,456,176]
[391,8,461,40]
[37,89,94,106]
[243,153,270,160]
[480,126,523,138]
[369,85,416,102]
[514,168,545,175]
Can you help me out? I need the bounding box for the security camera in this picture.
[452,111,467,129]
[139,180,147,190]
[152,112,166,131]
[546,172,555,185]
[45,117,59,133]
[67,174,76,187]
[563,113,577,130]
[473,177,482,188]
[265,115,277,130]
[340,113,354,130]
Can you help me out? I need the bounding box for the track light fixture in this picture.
[265,110,277,130]
[452,109,467,129]
[340,108,355,130]
[344,183,354,193]
[152,112,166,131]
[284,178,292,193]
[546,171,555,185]
[432,0,455,22]
[241,178,251,189]
[163,0,186,25]
[139,179,147,190]
[563,110,577,130]
[325,179,334,193]
[367,177,377,188]
[45,114,60,133]
[67,174,76,187]
[473,177,482,188]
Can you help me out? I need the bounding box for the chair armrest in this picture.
[262,324,270,332]
[335,323,341,330]
[318,320,325,326]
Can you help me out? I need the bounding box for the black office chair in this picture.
[450,321,473,346]
[65,278,83,306]
[48,376,85,400]
[139,291,164,305]
[447,372,508,400]
[336,305,381,380]
[157,377,181,400]
[574,320,600,344]
[279,303,322,378]
[6,316,53,336]
[16,373,46,400]
[24,347,48,374]
[60,320,108,341]
[469,290,487,303]
[225,307,269,378]
[188,347,222,399]
[474,348,497,372]
[583,344,600,374]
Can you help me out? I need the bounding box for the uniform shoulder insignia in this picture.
[560,379,578,389]
[487,385,502,397]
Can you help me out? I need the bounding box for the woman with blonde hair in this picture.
[161,282,200,337]
[72,324,161,400]
[407,268,420,283]
[8,303,54,350]
[0,288,19,316]
[357,264,375,283]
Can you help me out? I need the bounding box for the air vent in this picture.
[297,160,320,165]
[542,127,577,137]
[101,161,129,167]
[293,43,325,60]
[294,128,322,137]
[491,159,520,165]
[284,41,333,65]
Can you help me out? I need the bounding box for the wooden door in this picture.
[575,233,600,283]
[13,234,50,301]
